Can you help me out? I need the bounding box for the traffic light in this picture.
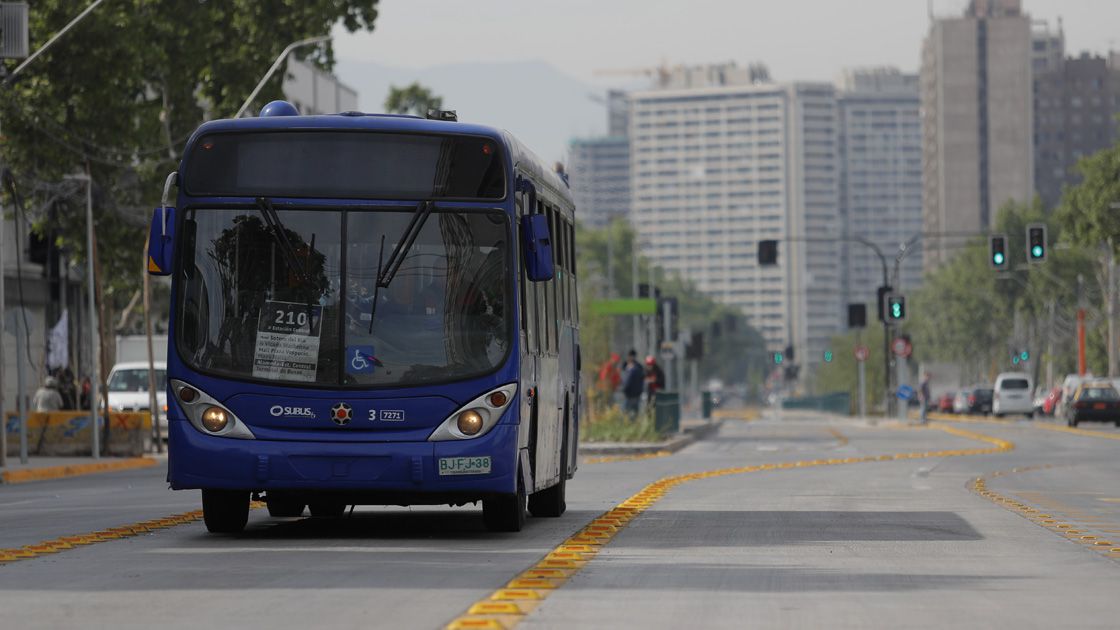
[989,234,1008,270]
[1027,224,1047,263]
[758,240,778,266]
[848,303,867,329]
[784,345,794,362]
[1020,350,1029,361]
[886,294,906,323]
[1012,355,1021,366]
[772,351,784,365]
[876,286,893,323]
[823,350,833,363]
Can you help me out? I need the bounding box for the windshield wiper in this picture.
[376,199,434,289]
[368,234,386,334]
[255,197,312,288]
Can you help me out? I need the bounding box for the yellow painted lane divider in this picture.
[0,501,266,565]
[930,411,1120,441]
[1,457,157,485]
[970,467,1120,560]
[446,424,1013,629]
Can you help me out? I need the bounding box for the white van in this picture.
[993,372,1034,417]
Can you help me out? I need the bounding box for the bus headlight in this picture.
[201,407,229,432]
[457,410,485,436]
[170,379,255,440]
[429,384,517,441]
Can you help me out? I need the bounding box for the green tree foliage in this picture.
[0,1,379,333]
[384,82,443,116]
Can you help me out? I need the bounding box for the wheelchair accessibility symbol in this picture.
[346,345,382,375]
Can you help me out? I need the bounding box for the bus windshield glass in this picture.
[176,208,511,387]
[183,131,505,200]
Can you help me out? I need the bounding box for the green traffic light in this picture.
[1012,356,1020,365]
[993,252,1005,265]
[891,304,902,318]
[1031,245,1043,259]
[823,350,833,363]
[774,353,783,365]
[1020,351,1029,361]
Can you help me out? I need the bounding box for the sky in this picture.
[332,0,1120,85]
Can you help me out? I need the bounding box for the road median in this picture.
[0,457,158,485]
[579,419,722,457]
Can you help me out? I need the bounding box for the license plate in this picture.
[438,456,491,476]
[1094,403,1107,410]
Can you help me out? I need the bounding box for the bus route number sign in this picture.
[253,300,323,382]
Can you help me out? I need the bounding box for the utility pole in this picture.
[65,173,99,459]
[1078,274,1087,376]
[1107,239,1116,377]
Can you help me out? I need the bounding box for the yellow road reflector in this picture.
[446,618,506,630]
[490,589,543,601]
[520,569,572,579]
[468,602,523,616]
[507,578,561,590]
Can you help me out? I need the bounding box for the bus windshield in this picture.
[176,207,511,387]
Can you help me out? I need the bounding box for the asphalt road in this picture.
[1,411,1119,629]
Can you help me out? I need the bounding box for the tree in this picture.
[0,0,379,377]
[384,82,443,116]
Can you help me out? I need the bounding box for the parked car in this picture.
[1039,387,1062,416]
[953,390,970,414]
[993,372,1033,418]
[1064,381,1120,427]
[937,393,955,413]
[966,387,994,415]
[106,361,167,413]
[1057,373,1093,419]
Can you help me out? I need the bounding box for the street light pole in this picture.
[64,173,99,459]
[234,36,331,118]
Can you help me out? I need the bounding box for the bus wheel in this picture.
[266,495,306,518]
[202,489,249,533]
[529,424,568,518]
[483,476,527,532]
[308,502,348,518]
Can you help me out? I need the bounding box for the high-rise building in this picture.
[1034,50,1120,209]
[837,68,923,309]
[568,136,631,229]
[628,68,841,365]
[921,0,1034,271]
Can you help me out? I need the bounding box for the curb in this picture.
[579,419,723,456]
[0,457,158,485]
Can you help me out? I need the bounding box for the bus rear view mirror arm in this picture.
[147,171,179,276]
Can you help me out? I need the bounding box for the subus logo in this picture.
[270,405,315,418]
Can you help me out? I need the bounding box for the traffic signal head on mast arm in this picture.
[1027,224,1047,263]
[989,234,1008,270]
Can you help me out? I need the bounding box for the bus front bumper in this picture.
[167,420,519,500]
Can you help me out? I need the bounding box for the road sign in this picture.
[897,384,915,401]
[854,345,870,362]
[891,337,912,358]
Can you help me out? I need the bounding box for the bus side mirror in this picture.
[147,206,176,276]
[520,214,554,282]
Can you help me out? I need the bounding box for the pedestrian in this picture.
[919,372,932,424]
[79,376,92,410]
[598,352,622,395]
[644,355,666,407]
[57,367,77,410]
[621,350,644,418]
[32,376,64,413]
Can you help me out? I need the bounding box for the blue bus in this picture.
[147,102,579,533]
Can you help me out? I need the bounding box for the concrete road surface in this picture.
[1,411,1118,629]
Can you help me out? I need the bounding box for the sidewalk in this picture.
[0,454,159,485]
[579,417,724,456]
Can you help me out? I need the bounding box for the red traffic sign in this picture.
[854,345,870,362]
[892,337,913,358]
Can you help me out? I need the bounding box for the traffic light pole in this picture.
[852,237,894,417]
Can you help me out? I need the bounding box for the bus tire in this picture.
[483,476,527,532]
[529,420,568,518]
[266,495,306,518]
[308,502,347,518]
[202,489,249,534]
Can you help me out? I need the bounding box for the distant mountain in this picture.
[333,59,608,163]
